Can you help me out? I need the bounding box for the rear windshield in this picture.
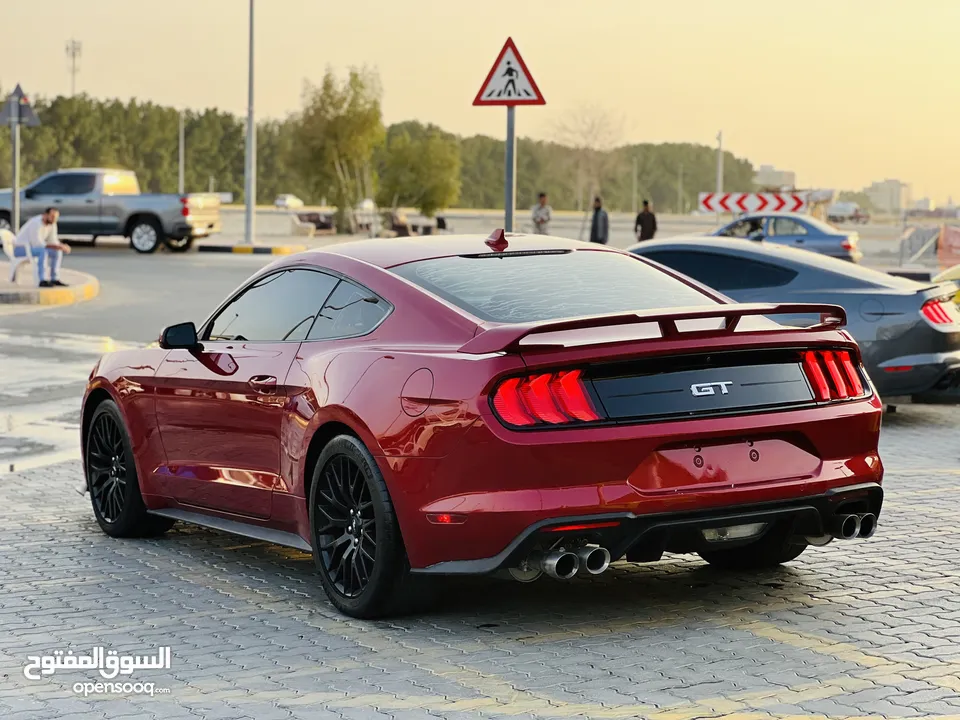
[391,250,716,323]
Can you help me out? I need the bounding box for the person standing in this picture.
[12,208,71,287]
[634,200,658,241]
[589,196,609,244]
[531,192,551,234]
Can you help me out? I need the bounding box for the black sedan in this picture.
[630,236,960,403]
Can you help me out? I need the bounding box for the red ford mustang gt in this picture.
[81,231,884,618]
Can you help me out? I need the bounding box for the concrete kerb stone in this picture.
[0,264,100,306]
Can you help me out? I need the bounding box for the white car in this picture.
[275,194,304,210]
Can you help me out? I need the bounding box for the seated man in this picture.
[13,207,71,287]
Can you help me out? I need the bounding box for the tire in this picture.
[0,213,11,232]
[85,399,175,538]
[698,522,807,570]
[163,235,194,253]
[128,217,164,254]
[308,435,429,618]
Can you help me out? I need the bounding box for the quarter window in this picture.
[642,250,798,291]
[307,280,390,340]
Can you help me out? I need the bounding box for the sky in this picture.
[3,0,960,202]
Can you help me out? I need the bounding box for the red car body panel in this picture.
[81,236,884,572]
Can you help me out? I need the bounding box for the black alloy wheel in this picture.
[84,400,175,538]
[308,435,431,618]
[88,412,128,524]
[313,454,377,598]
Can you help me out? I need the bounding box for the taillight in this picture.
[921,299,956,326]
[180,196,190,217]
[802,349,866,401]
[492,369,601,427]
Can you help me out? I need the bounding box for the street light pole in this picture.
[178,110,185,195]
[243,0,256,245]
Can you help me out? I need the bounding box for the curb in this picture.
[197,244,306,255]
[0,271,100,306]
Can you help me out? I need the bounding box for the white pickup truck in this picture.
[0,168,221,253]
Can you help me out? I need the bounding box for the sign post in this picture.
[473,38,544,232]
[1,85,41,232]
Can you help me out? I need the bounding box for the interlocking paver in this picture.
[1,404,959,718]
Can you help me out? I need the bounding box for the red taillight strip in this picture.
[551,370,600,422]
[837,351,864,395]
[821,351,849,399]
[492,369,602,427]
[519,374,568,424]
[802,351,831,401]
[492,377,536,426]
[803,349,866,401]
[922,300,953,325]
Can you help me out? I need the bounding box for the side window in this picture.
[61,174,97,195]
[102,173,140,195]
[719,220,752,238]
[770,218,808,236]
[205,269,338,342]
[307,280,390,340]
[642,251,798,291]
[30,175,69,195]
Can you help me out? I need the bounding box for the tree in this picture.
[294,68,384,230]
[377,122,460,216]
[552,105,625,213]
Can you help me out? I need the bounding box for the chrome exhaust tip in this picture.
[830,514,861,540]
[534,550,580,580]
[857,513,877,539]
[575,546,611,575]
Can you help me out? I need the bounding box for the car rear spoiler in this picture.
[458,303,847,355]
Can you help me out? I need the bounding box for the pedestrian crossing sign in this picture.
[473,38,545,106]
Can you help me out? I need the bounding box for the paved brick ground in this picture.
[0,404,958,720]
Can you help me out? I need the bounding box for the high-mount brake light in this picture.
[802,349,866,402]
[492,369,601,427]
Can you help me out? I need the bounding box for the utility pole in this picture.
[677,163,683,215]
[65,39,82,97]
[632,156,638,215]
[715,131,724,224]
[178,110,185,195]
[243,0,256,245]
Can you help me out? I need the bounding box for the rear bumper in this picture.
[170,218,222,239]
[873,350,960,400]
[413,482,883,575]
[390,396,884,570]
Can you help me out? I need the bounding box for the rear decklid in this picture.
[463,303,869,427]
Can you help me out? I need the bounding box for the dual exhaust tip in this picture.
[807,512,877,545]
[832,512,877,540]
[532,546,611,580]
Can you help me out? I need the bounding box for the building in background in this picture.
[754,165,796,190]
[913,197,931,212]
[864,179,911,214]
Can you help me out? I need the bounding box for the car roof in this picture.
[630,236,925,290]
[300,233,604,269]
[728,212,809,221]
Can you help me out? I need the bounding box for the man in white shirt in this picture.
[12,208,71,287]
[531,192,552,234]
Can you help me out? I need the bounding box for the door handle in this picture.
[248,375,278,393]
[85,199,95,204]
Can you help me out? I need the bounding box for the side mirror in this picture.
[159,322,202,350]
[23,188,35,199]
